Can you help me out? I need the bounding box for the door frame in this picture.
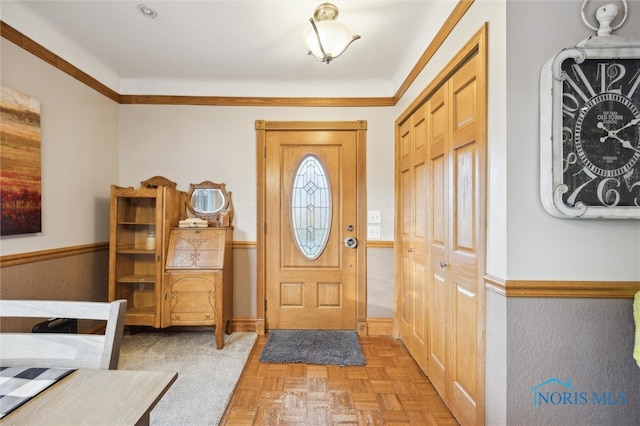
[256,120,368,335]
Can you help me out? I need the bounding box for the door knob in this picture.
[344,237,358,248]
[408,247,413,252]
[439,261,448,268]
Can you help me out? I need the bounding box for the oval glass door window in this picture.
[291,155,332,260]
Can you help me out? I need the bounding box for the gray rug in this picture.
[259,329,366,366]
[119,330,256,426]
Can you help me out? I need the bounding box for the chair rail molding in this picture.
[484,274,640,298]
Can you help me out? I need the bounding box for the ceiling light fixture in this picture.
[305,3,360,64]
[137,4,157,19]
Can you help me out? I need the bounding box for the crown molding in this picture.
[1,22,120,103]
[1,0,474,107]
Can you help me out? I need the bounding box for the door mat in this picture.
[259,329,366,366]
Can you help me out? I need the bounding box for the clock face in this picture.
[560,58,640,209]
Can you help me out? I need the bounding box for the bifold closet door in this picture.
[428,54,482,426]
[397,105,429,373]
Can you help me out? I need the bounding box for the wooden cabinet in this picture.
[109,178,235,349]
[108,177,185,328]
[164,227,233,349]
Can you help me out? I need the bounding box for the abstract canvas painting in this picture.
[0,86,42,236]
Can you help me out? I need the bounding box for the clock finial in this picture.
[580,0,628,36]
[596,3,618,35]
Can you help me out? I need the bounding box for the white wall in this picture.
[394,0,509,279]
[118,105,396,242]
[506,0,640,281]
[0,39,119,256]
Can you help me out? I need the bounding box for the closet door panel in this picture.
[427,88,448,398]
[397,122,413,342]
[411,261,428,372]
[448,55,480,426]
[410,108,429,372]
[451,281,477,424]
[429,270,447,397]
[400,255,413,335]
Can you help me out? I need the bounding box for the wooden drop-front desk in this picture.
[164,227,233,349]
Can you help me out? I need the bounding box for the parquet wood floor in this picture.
[220,334,459,425]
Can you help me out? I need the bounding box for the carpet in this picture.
[118,330,256,426]
[259,329,366,366]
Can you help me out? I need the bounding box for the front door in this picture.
[256,121,366,332]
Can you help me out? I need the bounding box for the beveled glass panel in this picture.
[291,155,332,260]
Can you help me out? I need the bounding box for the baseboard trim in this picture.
[484,274,640,298]
[93,317,393,336]
[231,317,257,332]
[230,317,393,335]
[366,318,394,336]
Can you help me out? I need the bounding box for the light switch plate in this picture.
[368,210,381,224]
[367,225,381,239]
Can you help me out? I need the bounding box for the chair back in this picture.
[0,299,127,370]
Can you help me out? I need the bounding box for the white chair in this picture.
[0,299,127,370]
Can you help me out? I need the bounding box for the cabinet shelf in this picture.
[125,306,155,315]
[116,275,156,284]
[124,306,156,326]
[116,247,156,254]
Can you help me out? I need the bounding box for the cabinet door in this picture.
[165,228,226,270]
[109,187,164,328]
[164,273,220,326]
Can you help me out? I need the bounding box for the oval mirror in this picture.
[191,188,225,214]
[186,181,233,227]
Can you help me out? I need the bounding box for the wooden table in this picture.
[0,369,177,425]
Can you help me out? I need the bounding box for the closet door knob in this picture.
[439,261,448,268]
[408,247,413,252]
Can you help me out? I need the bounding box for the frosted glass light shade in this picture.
[305,20,353,60]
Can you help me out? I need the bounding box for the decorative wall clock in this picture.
[540,0,640,219]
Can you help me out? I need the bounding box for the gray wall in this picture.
[0,251,109,332]
[507,297,639,425]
